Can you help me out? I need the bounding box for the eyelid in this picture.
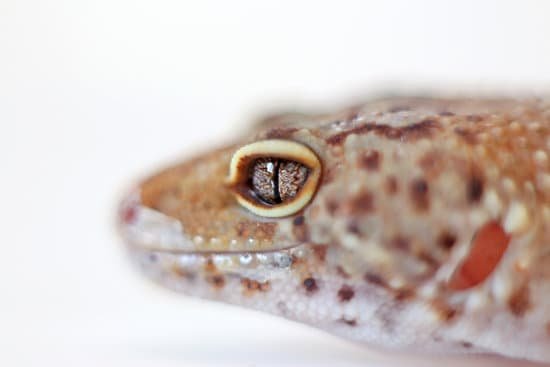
[226,139,322,218]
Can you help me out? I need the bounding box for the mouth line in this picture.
[125,241,305,256]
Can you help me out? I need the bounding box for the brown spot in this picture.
[241,278,270,295]
[460,341,473,349]
[390,236,410,251]
[546,322,550,337]
[431,299,458,322]
[466,114,484,122]
[364,272,388,288]
[410,178,430,211]
[346,220,361,235]
[207,275,225,289]
[326,200,339,215]
[171,265,195,281]
[336,266,350,279]
[342,191,374,215]
[337,285,355,302]
[292,215,309,242]
[293,216,305,226]
[311,245,327,262]
[438,231,457,250]
[385,176,399,195]
[394,288,415,301]
[265,126,299,139]
[358,150,381,171]
[303,277,318,293]
[467,176,484,203]
[417,250,440,271]
[508,285,531,317]
[454,127,477,144]
[338,317,357,326]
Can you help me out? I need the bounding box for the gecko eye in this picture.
[226,140,322,218]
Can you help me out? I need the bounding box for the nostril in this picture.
[448,221,510,291]
[119,191,140,225]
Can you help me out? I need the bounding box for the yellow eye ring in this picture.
[226,139,322,218]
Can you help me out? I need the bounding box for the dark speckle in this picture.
[394,288,415,301]
[241,278,270,294]
[292,215,309,242]
[326,200,339,215]
[312,245,327,262]
[364,272,387,287]
[390,236,410,251]
[303,277,318,293]
[337,285,355,302]
[207,275,225,289]
[293,216,305,226]
[460,341,473,349]
[466,114,484,122]
[336,266,350,279]
[385,176,399,195]
[508,285,531,317]
[454,127,477,144]
[431,299,458,322]
[438,231,457,250]
[410,178,430,211]
[467,176,484,203]
[358,150,381,171]
[338,317,357,326]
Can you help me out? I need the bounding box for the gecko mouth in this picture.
[118,190,303,256]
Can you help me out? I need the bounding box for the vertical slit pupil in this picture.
[250,158,309,205]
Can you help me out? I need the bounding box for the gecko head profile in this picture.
[118,97,550,363]
[117,135,328,302]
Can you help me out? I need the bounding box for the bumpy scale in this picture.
[118,97,550,363]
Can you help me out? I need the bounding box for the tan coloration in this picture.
[138,146,281,252]
[121,96,550,363]
[508,284,531,317]
[226,140,322,218]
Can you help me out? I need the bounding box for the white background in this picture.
[1,1,549,366]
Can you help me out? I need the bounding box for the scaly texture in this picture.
[118,97,550,363]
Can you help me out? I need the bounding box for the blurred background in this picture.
[1,1,549,366]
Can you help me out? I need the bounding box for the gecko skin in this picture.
[119,97,550,363]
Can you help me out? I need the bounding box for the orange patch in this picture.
[449,221,510,291]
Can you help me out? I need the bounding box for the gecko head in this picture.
[118,134,332,305]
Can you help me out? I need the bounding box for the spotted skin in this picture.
[119,97,550,363]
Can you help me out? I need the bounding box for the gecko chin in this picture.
[118,187,315,299]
